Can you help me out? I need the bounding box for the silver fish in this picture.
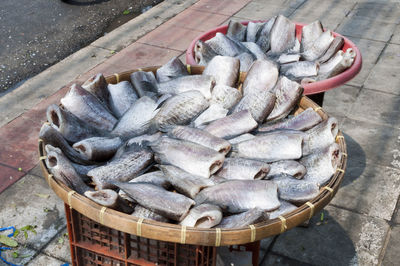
[266,160,307,180]
[232,131,304,162]
[272,175,319,204]
[166,125,231,154]
[277,53,301,64]
[180,204,223,228]
[192,104,229,128]
[318,49,356,79]
[206,32,246,57]
[287,39,301,54]
[203,56,239,87]
[242,42,268,60]
[46,104,105,143]
[267,77,303,122]
[107,81,138,118]
[216,157,270,180]
[112,96,158,139]
[303,117,338,155]
[60,84,117,131]
[226,21,247,41]
[131,205,169,223]
[45,144,92,194]
[195,180,280,213]
[72,136,123,162]
[158,165,214,199]
[217,208,268,228]
[84,189,134,214]
[113,181,195,221]
[157,75,215,99]
[280,61,319,81]
[228,133,255,145]
[204,110,258,139]
[152,90,209,131]
[118,170,170,202]
[269,15,296,54]
[268,200,298,219]
[40,123,93,165]
[302,30,334,61]
[231,89,276,123]
[246,21,265,43]
[130,71,158,98]
[88,144,154,189]
[242,59,279,95]
[317,36,344,63]
[210,85,242,110]
[255,16,276,52]
[300,143,341,186]
[194,40,219,66]
[81,73,110,107]
[156,56,189,83]
[235,52,254,72]
[149,137,225,178]
[300,20,324,53]
[259,107,322,132]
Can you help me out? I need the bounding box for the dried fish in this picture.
[107,81,138,118]
[72,136,123,162]
[216,157,270,180]
[156,57,189,83]
[203,56,239,87]
[204,110,258,139]
[210,85,242,110]
[113,181,195,221]
[242,59,279,95]
[61,84,117,131]
[180,204,222,228]
[303,117,338,155]
[157,75,215,99]
[130,71,158,98]
[149,137,225,178]
[266,160,307,180]
[217,208,268,228]
[195,180,280,213]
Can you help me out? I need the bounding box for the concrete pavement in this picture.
[0,0,400,265]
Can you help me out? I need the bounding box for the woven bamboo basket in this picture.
[39,65,347,247]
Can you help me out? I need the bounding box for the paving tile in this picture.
[234,1,295,21]
[345,38,386,87]
[163,9,229,32]
[272,205,389,266]
[347,1,400,24]
[0,174,66,250]
[332,162,400,220]
[391,24,400,45]
[382,225,400,265]
[346,88,400,128]
[341,118,400,170]
[337,16,397,42]
[290,0,355,30]
[364,44,400,95]
[28,164,44,178]
[251,0,307,10]
[0,246,37,266]
[190,0,251,16]
[216,246,253,266]
[27,253,66,266]
[0,165,26,194]
[42,228,71,263]
[260,237,274,251]
[137,22,203,52]
[261,253,312,266]
[322,84,361,118]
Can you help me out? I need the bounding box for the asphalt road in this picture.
[0,0,162,93]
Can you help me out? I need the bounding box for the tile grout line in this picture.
[268,250,317,266]
[258,235,279,265]
[328,203,393,222]
[134,41,190,53]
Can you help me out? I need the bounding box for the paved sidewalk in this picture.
[1,0,400,265]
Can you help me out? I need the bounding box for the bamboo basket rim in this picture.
[38,65,347,246]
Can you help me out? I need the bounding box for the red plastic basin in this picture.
[186,21,362,95]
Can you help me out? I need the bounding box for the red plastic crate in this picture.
[65,204,217,266]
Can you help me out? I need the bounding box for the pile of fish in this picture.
[194,14,356,82]
[40,55,342,229]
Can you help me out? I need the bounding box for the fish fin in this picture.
[158,125,176,133]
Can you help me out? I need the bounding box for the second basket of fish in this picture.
[38,58,347,246]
